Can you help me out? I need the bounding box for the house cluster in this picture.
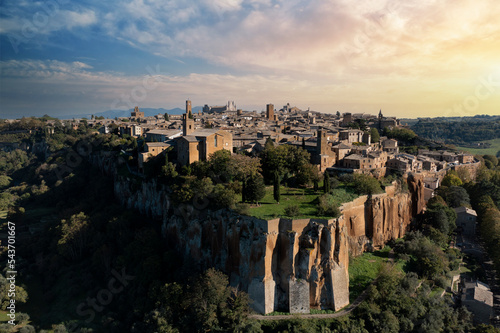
[87,101,477,180]
[121,102,409,174]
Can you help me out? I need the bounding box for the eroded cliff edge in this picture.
[114,173,426,314]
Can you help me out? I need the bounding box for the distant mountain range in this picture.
[59,107,204,119]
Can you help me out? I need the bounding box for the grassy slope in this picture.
[348,246,408,302]
[0,310,9,322]
[455,138,500,156]
[246,184,358,220]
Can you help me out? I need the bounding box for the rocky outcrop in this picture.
[161,212,350,314]
[342,174,425,256]
[113,173,427,314]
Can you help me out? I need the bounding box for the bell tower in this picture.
[183,100,194,136]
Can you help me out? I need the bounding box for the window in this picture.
[214,135,218,147]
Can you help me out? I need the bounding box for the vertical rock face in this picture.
[114,174,426,314]
[343,175,425,256]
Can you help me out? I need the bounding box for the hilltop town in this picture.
[0,104,499,332]
[64,101,477,184]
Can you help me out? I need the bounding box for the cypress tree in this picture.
[273,171,280,203]
[323,172,330,194]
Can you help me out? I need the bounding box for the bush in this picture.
[352,174,383,195]
[15,312,29,324]
[19,325,36,333]
[212,184,238,209]
[234,203,250,216]
[435,276,448,289]
[0,175,11,189]
[284,205,300,217]
[317,194,340,217]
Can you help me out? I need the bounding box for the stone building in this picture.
[314,129,336,171]
[131,106,144,119]
[382,138,398,154]
[266,104,274,120]
[454,206,477,236]
[331,143,352,163]
[461,280,493,324]
[339,129,371,145]
[138,142,171,172]
[387,155,422,173]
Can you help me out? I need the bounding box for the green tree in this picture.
[164,113,169,121]
[370,127,380,143]
[295,162,317,186]
[437,186,470,208]
[384,127,416,142]
[483,154,498,167]
[212,184,238,209]
[323,171,331,194]
[57,212,90,261]
[273,171,280,203]
[192,177,214,201]
[352,174,383,195]
[184,269,250,332]
[227,154,261,181]
[208,149,232,181]
[474,324,500,333]
[0,274,28,310]
[442,171,463,187]
[246,174,266,203]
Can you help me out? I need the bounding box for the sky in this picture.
[1,0,500,119]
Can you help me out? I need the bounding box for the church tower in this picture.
[317,129,329,155]
[183,100,194,136]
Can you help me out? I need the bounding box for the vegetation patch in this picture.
[246,184,358,220]
[456,138,500,156]
[348,246,405,302]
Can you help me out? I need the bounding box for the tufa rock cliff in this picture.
[114,173,426,314]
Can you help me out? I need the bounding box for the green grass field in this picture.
[246,184,358,220]
[348,246,407,302]
[456,138,500,156]
[430,287,445,298]
[0,310,9,322]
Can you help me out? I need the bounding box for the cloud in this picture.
[3,0,499,80]
[0,4,97,36]
[2,59,499,119]
[62,0,493,84]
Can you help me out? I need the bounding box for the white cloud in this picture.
[0,7,97,36]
